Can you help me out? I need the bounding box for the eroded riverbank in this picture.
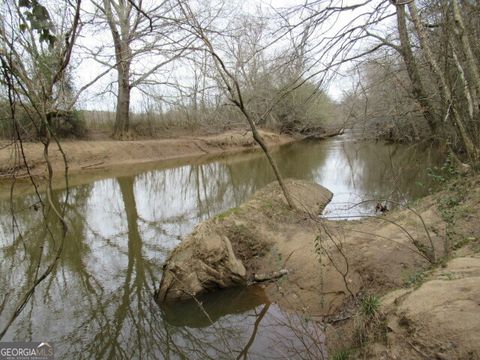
[0,129,295,180]
[158,176,480,359]
[0,129,299,198]
[0,137,453,359]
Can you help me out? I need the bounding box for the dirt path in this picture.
[0,129,295,181]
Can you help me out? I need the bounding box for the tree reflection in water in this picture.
[0,137,442,359]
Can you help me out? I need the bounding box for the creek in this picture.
[0,135,443,359]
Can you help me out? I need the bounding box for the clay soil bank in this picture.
[159,177,480,359]
[0,129,296,195]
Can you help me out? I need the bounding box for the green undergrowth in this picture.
[214,207,242,221]
[330,349,352,360]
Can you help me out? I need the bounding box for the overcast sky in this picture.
[73,0,386,112]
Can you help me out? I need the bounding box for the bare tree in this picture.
[177,0,294,207]
[0,0,82,339]
[93,0,190,138]
[288,0,480,164]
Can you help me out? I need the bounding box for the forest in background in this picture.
[1,1,480,355]
[0,0,477,167]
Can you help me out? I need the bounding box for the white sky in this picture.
[73,0,392,112]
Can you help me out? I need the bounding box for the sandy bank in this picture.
[157,176,480,359]
[0,129,296,181]
[158,179,446,313]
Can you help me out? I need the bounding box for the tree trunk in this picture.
[176,0,296,208]
[102,0,133,139]
[394,1,438,136]
[452,0,480,104]
[407,0,478,162]
[114,68,131,138]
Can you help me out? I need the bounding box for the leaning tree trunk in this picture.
[451,0,480,157]
[451,0,480,105]
[394,1,439,136]
[177,0,295,208]
[407,1,479,162]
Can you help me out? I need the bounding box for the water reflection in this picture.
[0,137,442,359]
[162,286,270,328]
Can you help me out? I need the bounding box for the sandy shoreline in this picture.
[158,177,480,359]
[0,130,297,187]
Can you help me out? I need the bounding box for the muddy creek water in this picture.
[0,135,443,359]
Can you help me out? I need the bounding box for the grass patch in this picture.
[403,270,427,288]
[452,236,476,250]
[215,207,241,221]
[353,294,387,348]
[360,294,380,318]
[330,349,351,360]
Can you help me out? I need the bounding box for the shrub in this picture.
[47,110,87,139]
[0,101,87,139]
